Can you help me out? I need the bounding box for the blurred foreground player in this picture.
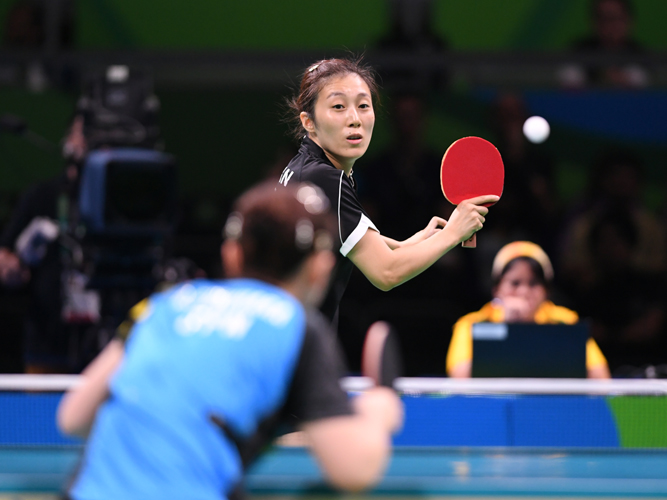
[446,241,610,379]
[57,182,403,499]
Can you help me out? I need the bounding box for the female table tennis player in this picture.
[57,182,403,499]
[277,57,499,323]
[446,241,610,379]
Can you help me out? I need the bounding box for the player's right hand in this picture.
[447,195,497,242]
[353,386,404,434]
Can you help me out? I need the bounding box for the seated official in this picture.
[446,241,610,379]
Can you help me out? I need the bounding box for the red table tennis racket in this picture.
[440,136,504,248]
[362,321,403,388]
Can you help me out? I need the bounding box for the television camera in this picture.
[70,66,179,361]
[3,65,183,370]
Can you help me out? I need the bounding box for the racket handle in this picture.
[462,233,477,248]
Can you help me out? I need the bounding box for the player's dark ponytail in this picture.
[224,182,335,283]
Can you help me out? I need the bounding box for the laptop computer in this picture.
[471,322,588,378]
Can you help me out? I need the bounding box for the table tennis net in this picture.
[0,375,665,448]
[0,376,82,447]
[344,377,667,449]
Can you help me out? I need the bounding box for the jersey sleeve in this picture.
[446,317,473,374]
[585,338,608,369]
[115,298,152,342]
[446,304,496,374]
[302,162,378,257]
[282,309,352,424]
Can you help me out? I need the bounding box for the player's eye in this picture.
[332,104,344,109]
[359,103,370,109]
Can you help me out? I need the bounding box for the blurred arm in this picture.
[302,387,402,491]
[285,312,403,491]
[57,339,124,438]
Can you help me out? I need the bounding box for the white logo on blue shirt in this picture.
[171,285,295,339]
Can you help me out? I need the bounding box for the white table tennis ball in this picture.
[523,116,550,144]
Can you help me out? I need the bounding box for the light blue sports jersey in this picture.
[71,278,307,500]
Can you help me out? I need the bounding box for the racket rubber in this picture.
[440,136,504,249]
[440,136,504,206]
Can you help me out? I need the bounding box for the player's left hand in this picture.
[403,216,447,247]
[422,216,447,239]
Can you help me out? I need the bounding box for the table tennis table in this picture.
[1,376,666,498]
[1,445,666,498]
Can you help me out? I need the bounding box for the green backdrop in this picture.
[1,0,667,50]
[72,0,667,51]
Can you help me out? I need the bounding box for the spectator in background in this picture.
[0,115,91,373]
[446,241,610,379]
[2,0,76,91]
[573,208,666,372]
[375,0,448,93]
[560,0,649,88]
[3,0,44,48]
[559,149,665,291]
[559,149,666,373]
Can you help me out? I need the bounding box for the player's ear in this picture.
[300,111,316,135]
[221,240,243,278]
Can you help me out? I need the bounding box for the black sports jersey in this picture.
[277,137,379,323]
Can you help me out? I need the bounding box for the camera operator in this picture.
[1,66,176,374]
[0,114,96,373]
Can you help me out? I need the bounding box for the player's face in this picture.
[307,73,375,171]
[494,260,547,319]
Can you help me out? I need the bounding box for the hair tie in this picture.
[223,213,243,240]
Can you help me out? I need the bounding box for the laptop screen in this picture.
[471,323,588,378]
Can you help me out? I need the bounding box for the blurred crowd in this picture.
[347,89,667,378]
[0,0,665,377]
[342,0,667,377]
